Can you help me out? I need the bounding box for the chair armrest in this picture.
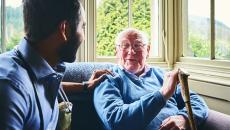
[202,109,230,130]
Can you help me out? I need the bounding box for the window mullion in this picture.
[210,0,215,60]
[1,0,6,53]
[182,0,188,57]
[128,0,132,27]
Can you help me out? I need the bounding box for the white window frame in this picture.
[77,0,167,67]
[175,0,230,87]
[0,0,6,53]
[0,0,23,53]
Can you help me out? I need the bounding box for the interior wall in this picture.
[189,79,230,115]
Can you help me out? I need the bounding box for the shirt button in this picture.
[56,76,61,80]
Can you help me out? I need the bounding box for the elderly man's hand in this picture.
[87,69,114,91]
[160,69,179,100]
[159,115,188,130]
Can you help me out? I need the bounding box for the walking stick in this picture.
[178,69,197,130]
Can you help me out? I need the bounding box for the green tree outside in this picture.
[1,5,24,52]
[188,33,210,58]
[6,33,22,51]
[96,0,150,56]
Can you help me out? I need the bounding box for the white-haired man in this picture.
[93,28,208,130]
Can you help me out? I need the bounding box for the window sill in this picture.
[176,57,230,86]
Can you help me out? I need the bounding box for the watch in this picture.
[82,81,89,92]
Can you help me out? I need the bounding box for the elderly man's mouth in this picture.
[126,59,137,61]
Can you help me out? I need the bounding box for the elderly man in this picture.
[93,28,208,130]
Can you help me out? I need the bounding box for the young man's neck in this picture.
[32,37,60,67]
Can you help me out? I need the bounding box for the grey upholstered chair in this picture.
[63,62,230,130]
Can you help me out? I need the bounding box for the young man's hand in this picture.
[87,69,114,91]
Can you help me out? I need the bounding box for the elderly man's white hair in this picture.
[115,28,149,45]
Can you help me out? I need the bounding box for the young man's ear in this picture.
[59,20,70,42]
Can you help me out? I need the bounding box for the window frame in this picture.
[176,0,230,86]
[0,0,24,53]
[77,0,166,66]
[0,0,6,53]
[181,0,230,62]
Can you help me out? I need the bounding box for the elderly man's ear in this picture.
[115,46,119,57]
[146,44,150,58]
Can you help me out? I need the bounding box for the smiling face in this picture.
[116,28,150,75]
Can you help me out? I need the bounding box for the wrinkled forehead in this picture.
[116,29,148,45]
[126,33,144,43]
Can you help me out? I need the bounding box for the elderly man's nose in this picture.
[127,46,136,54]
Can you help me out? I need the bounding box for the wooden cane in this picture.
[178,68,197,130]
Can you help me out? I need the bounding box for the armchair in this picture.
[63,62,230,130]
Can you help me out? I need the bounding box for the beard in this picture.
[58,29,81,63]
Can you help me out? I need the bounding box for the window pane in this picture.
[150,0,159,57]
[215,0,230,60]
[96,0,128,57]
[132,0,150,39]
[6,0,23,51]
[96,0,158,57]
[186,0,210,58]
[132,0,159,57]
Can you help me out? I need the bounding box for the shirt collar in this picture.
[17,38,65,80]
[119,65,150,77]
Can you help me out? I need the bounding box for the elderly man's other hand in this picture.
[87,69,114,91]
[160,70,179,100]
[159,115,188,130]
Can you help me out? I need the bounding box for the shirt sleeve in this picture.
[174,85,209,127]
[0,79,29,130]
[93,76,166,130]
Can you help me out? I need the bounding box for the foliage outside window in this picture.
[0,0,23,53]
[96,0,152,57]
[185,0,230,60]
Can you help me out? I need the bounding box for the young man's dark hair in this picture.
[23,0,80,43]
[0,0,86,129]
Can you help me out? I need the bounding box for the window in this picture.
[179,0,230,88]
[0,0,23,53]
[96,0,161,58]
[215,0,230,60]
[0,1,2,53]
[183,0,230,60]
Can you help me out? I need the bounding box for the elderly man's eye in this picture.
[121,44,130,49]
[133,44,142,48]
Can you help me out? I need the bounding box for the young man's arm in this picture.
[62,69,114,93]
[0,79,28,130]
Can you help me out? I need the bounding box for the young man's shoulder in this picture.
[0,50,32,91]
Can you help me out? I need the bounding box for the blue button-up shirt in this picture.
[0,38,66,130]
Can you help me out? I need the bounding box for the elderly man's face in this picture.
[116,32,150,74]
